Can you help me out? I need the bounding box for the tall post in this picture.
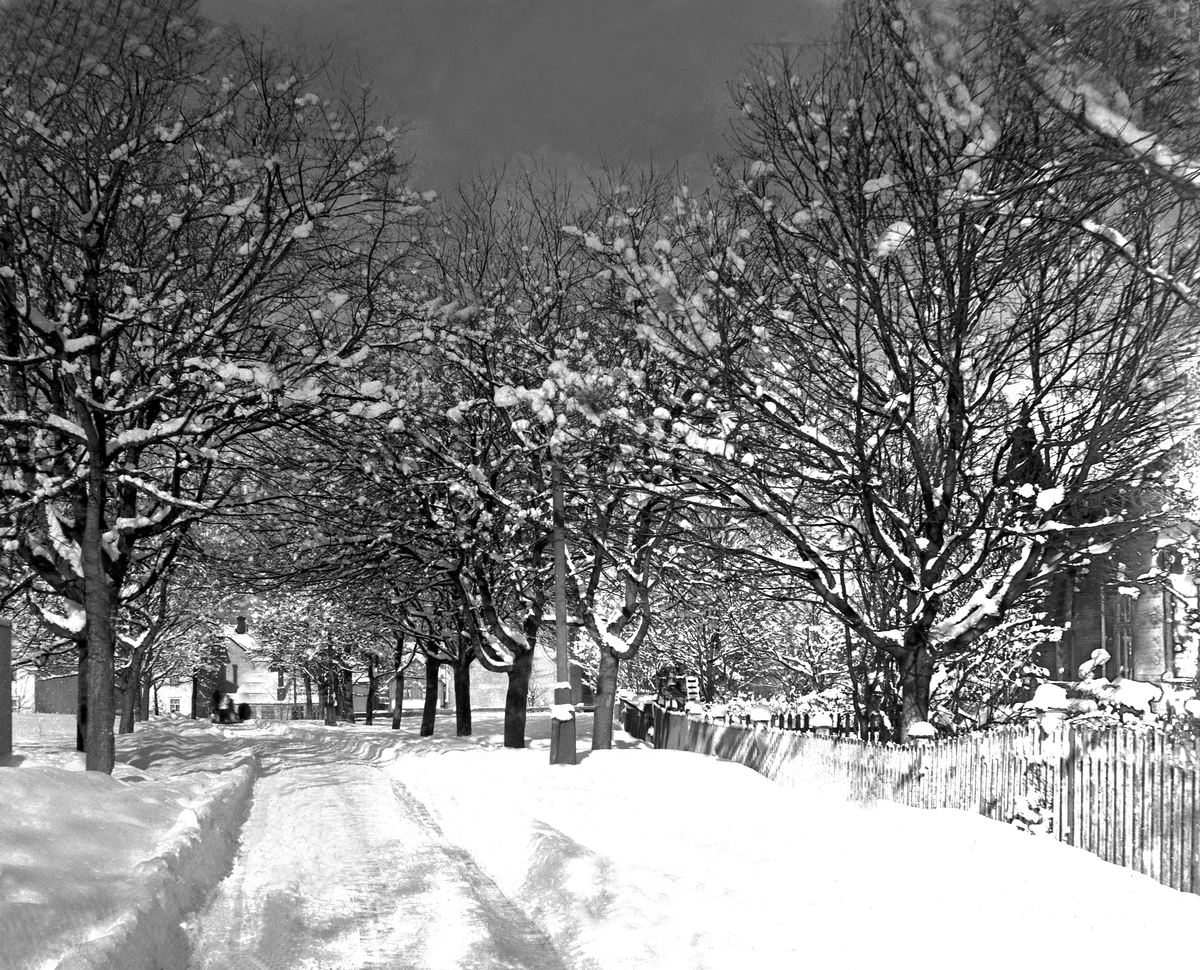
[550,461,576,765]
[1,618,12,759]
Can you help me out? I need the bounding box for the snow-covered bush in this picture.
[928,613,1061,731]
[1010,792,1052,836]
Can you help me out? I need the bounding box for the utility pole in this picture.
[550,461,576,765]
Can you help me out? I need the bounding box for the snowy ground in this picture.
[3,710,1200,970]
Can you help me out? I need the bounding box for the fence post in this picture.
[1185,744,1195,893]
[0,618,10,760]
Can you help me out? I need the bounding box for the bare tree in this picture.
[588,0,1200,736]
[0,0,424,770]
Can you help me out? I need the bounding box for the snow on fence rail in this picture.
[646,706,1200,896]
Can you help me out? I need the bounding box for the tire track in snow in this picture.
[387,776,568,970]
[187,755,565,970]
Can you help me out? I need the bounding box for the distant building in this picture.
[26,621,599,724]
[441,641,594,714]
[33,672,77,714]
[153,680,193,717]
[28,620,282,720]
[207,625,279,716]
[12,669,35,713]
[1040,522,1200,689]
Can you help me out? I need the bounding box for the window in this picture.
[1101,585,1135,678]
[169,697,180,714]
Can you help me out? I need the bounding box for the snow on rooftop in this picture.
[220,627,258,654]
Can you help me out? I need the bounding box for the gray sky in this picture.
[199,0,836,193]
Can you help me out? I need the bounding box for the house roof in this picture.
[220,627,261,663]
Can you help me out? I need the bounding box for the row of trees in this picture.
[0,0,427,770]
[5,0,1200,771]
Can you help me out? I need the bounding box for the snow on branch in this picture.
[931,539,1039,645]
[33,598,87,635]
[1080,218,1194,303]
[114,475,218,513]
[1028,53,1200,209]
[599,620,635,659]
[44,414,89,443]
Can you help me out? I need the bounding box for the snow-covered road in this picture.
[187,746,564,970]
[10,713,1200,970]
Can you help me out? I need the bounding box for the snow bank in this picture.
[6,710,1200,970]
[391,734,1200,970]
[2,719,256,970]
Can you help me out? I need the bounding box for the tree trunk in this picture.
[118,647,144,735]
[323,662,338,726]
[391,669,404,729]
[341,666,356,723]
[83,615,115,771]
[592,646,620,750]
[503,647,533,748]
[76,641,88,752]
[139,675,151,722]
[365,654,376,725]
[391,634,405,729]
[304,672,313,718]
[454,661,471,737]
[420,659,439,736]
[82,476,116,773]
[898,636,934,740]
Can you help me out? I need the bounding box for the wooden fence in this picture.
[244,702,321,721]
[758,711,886,739]
[620,703,875,739]
[648,707,1200,895]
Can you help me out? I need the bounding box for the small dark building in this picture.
[33,673,77,714]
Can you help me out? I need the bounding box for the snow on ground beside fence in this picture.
[652,708,1200,893]
[2,711,1200,970]
[396,723,1200,970]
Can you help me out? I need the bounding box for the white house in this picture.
[218,626,280,711]
[158,625,280,720]
[11,669,35,713]
[441,640,594,714]
[153,680,193,717]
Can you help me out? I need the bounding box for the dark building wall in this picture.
[352,681,388,714]
[1042,531,1173,683]
[34,675,77,714]
[1133,590,1169,682]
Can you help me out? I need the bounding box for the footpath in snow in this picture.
[4,710,1200,970]
[188,755,562,970]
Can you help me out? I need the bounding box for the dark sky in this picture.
[198,0,836,194]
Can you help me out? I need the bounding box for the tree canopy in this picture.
[4,0,1199,767]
